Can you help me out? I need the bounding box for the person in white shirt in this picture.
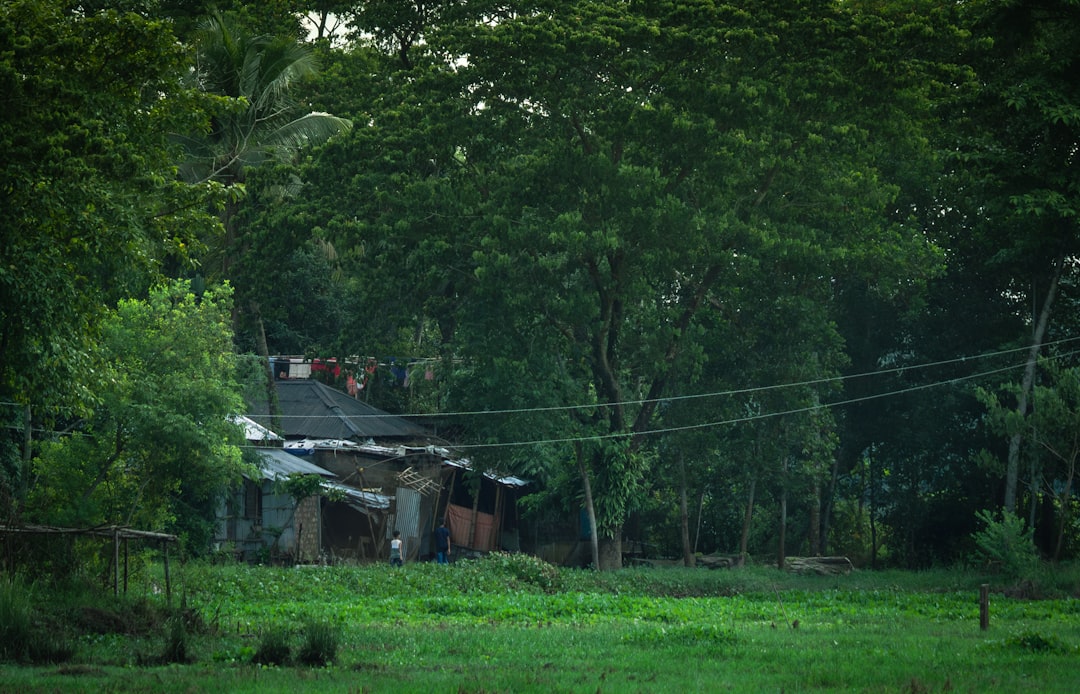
[390,530,404,567]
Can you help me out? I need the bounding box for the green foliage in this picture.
[0,576,74,664]
[26,280,246,552]
[482,552,563,593]
[973,509,1039,579]
[1005,631,1069,655]
[275,474,326,504]
[253,626,292,666]
[159,614,195,664]
[0,0,223,418]
[177,12,352,187]
[297,618,339,666]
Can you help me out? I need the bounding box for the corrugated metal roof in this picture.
[229,414,282,442]
[280,437,529,489]
[247,380,429,441]
[251,449,389,512]
[252,448,336,481]
[325,481,391,511]
[443,458,530,488]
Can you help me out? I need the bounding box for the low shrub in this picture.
[297,619,339,666]
[1006,631,1069,654]
[972,510,1038,580]
[0,575,74,664]
[160,614,195,664]
[0,576,34,662]
[253,626,292,665]
[484,552,563,592]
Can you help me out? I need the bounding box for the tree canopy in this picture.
[5,0,1080,567]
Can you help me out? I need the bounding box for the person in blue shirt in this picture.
[434,520,451,564]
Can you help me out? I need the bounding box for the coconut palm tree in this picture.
[178,13,352,188]
[174,13,352,406]
[175,12,352,285]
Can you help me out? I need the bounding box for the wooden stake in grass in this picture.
[773,585,797,629]
[979,584,990,631]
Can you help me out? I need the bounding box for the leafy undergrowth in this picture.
[2,555,1079,692]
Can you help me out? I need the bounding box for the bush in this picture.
[483,552,562,592]
[0,576,35,662]
[972,510,1038,580]
[253,626,292,665]
[160,614,195,664]
[297,619,339,666]
[1006,631,1068,654]
[0,575,74,664]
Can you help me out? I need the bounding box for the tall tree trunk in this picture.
[869,450,878,570]
[1006,254,1062,513]
[809,477,822,556]
[250,302,280,433]
[575,442,600,570]
[1029,444,1040,530]
[1053,451,1076,562]
[820,450,840,556]
[738,476,756,567]
[597,536,622,570]
[678,453,695,567]
[20,404,31,504]
[778,480,788,571]
[693,487,705,554]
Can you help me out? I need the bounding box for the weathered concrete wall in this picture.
[294,495,321,562]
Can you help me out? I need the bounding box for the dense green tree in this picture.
[0,0,222,506]
[287,0,948,567]
[981,357,1080,560]
[175,11,352,411]
[177,12,352,196]
[27,281,247,552]
[953,0,1080,515]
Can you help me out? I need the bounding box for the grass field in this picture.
[2,554,1079,692]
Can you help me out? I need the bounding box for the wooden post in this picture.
[440,469,458,533]
[358,469,382,558]
[113,529,120,597]
[123,538,129,595]
[492,485,504,551]
[469,476,481,549]
[979,584,990,631]
[163,541,172,608]
[21,405,31,499]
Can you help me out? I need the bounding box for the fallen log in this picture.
[783,556,854,575]
[697,554,741,570]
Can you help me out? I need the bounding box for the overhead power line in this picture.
[8,337,1080,450]
[448,357,1033,450]
[256,336,1080,421]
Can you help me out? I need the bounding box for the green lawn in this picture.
[2,555,1078,692]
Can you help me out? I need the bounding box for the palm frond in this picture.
[264,112,354,152]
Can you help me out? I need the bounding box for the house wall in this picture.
[294,495,321,562]
[214,481,301,562]
[261,485,298,557]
